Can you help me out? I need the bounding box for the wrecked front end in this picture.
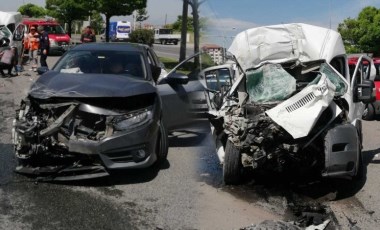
[211,61,360,182]
[12,74,162,181]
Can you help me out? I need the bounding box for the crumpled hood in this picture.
[228,23,346,71]
[29,71,156,99]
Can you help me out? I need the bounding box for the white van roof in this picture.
[228,23,346,71]
[0,11,22,27]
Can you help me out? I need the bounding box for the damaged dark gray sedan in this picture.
[12,43,204,180]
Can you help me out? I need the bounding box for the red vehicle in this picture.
[22,18,71,55]
[349,56,380,120]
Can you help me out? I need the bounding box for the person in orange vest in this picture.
[27,26,40,71]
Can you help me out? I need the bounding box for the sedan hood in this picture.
[29,71,156,99]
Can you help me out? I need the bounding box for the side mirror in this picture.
[37,66,49,75]
[166,72,189,85]
[357,79,376,103]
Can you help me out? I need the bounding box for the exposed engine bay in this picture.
[12,94,158,180]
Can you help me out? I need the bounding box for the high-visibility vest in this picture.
[28,32,40,50]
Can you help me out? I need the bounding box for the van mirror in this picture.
[356,79,376,103]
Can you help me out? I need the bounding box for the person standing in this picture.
[37,25,49,68]
[80,26,96,43]
[27,26,40,71]
[0,38,17,77]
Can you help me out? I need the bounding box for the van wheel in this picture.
[155,120,169,164]
[223,140,242,185]
[362,104,375,120]
[353,140,365,181]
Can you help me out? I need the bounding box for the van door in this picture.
[12,23,26,66]
[348,55,374,121]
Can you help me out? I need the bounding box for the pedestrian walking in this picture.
[37,25,49,68]
[27,26,40,71]
[80,26,96,43]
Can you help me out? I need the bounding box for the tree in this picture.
[89,11,104,35]
[129,29,154,46]
[96,0,147,42]
[179,0,189,62]
[136,8,149,29]
[171,16,207,33]
[46,0,91,37]
[172,15,193,32]
[338,6,380,55]
[18,3,47,18]
[188,0,205,65]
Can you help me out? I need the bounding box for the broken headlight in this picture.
[113,108,153,131]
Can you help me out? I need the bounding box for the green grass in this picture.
[159,56,193,74]
[159,55,215,74]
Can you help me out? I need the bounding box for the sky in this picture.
[3,0,380,47]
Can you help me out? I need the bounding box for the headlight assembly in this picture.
[113,108,153,131]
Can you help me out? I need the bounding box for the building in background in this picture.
[202,44,225,64]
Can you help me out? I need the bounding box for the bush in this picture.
[129,29,154,46]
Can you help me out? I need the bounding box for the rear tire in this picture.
[223,140,242,185]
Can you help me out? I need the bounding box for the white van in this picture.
[0,11,22,33]
[0,11,27,71]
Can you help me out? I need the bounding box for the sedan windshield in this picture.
[53,50,146,78]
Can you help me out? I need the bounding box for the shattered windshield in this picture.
[310,63,347,96]
[246,64,296,103]
[246,62,348,103]
[53,50,146,78]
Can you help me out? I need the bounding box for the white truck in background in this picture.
[154,28,180,45]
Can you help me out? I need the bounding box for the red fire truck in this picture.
[22,18,71,55]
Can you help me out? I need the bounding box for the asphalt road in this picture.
[2,53,380,229]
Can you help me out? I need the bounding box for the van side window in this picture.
[7,23,15,33]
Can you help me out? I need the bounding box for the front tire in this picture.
[155,120,169,164]
[223,140,242,185]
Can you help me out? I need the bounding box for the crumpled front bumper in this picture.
[15,119,160,181]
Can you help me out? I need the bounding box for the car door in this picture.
[201,66,234,110]
[155,52,211,130]
[11,23,26,66]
